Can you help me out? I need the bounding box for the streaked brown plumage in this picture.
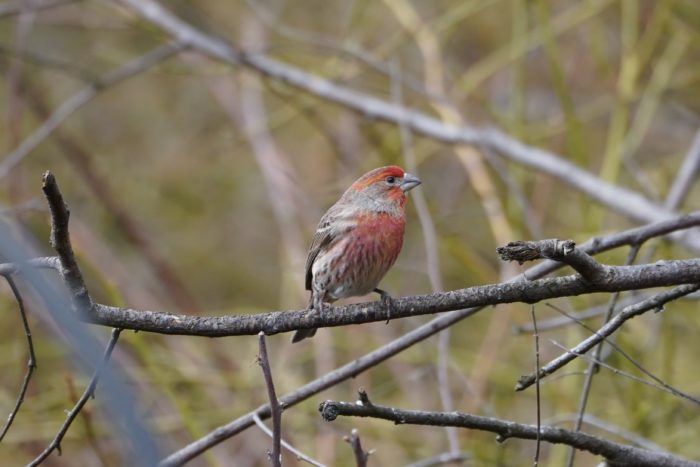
[291,166,421,342]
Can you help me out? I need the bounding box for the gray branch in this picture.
[318,399,699,467]
[113,0,700,251]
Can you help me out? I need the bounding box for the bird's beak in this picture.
[401,173,421,192]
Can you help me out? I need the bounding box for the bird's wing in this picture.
[304,204,355,290]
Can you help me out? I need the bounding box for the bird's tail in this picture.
[291,327,317,343]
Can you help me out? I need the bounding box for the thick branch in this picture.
[318,400,699,467]
[76,258,700,336]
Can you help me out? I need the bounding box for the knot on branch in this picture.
[319,401,340,421]
[497,239,576,264]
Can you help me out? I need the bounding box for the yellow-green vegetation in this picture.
[1,1,700,466]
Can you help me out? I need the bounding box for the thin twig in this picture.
[547,306,700,406]
[547,340,700,405]
[530,305,541,466]
[257,332,282,467]
[344,429,370,467]
[252,413,326,467]
[0,275,37,442]
[28,328,123,466]
[318,399,699,467]
[544,413,669,453]
[0,43,182,179]
[513,294,653,333]
[566,243,640,467]
[516,283,700,391]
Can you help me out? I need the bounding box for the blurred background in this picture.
[1,0,700,465]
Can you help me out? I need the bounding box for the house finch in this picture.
[291,166,421,343]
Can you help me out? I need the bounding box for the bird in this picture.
[291,165,421,343]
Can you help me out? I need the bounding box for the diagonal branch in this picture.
[318,399,699,467]
[0,43,182,179]
[516,283,700,391]
[113,0,700,251]
[28,328,123,466]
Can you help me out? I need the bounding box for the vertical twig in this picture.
[28,328,123,466]
[344,429,370,467]
[530,305,541,466]
[565,243,641,467]
[0,275,37,442]
[258,332,282,467]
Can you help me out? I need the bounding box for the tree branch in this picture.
[69,258,700,336]
[257,332,281,467]
[515,284,700,391]
[344,429,370,467]
[498,239,606,282]
[10,173,700,465]
[0,43,182,179]
[41,172,92,312]
[28,328,122,466]
[112,0,700,251]
[318,399,699,467]
[0,276,37,442]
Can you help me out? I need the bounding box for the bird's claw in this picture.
[374,288,395,324]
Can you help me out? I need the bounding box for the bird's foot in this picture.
[374,288,395,324]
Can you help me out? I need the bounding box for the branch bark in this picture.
[112,0,700,251]
[318,399,700,467]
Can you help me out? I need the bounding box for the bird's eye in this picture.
[385,176,396,184]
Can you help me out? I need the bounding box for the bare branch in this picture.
[28,328,122,466]
[547,339,700,406]
[665,128,700,210]
[251,414,326,467]
[257,332,281,467]
[41,172,91,312]
[0,276,37,442]
[0,43,181,179]
[516,284,700,391]
[318,399,699,467]
[112,0,700,251]
[0,0,78,18]
[344,429,370,467]
[70,258,700,336]
[513,295,653,333]
[566,244,641,467]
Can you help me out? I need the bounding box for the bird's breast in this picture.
[321,212,406,299]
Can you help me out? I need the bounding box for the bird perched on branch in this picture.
[291,166,421,343]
